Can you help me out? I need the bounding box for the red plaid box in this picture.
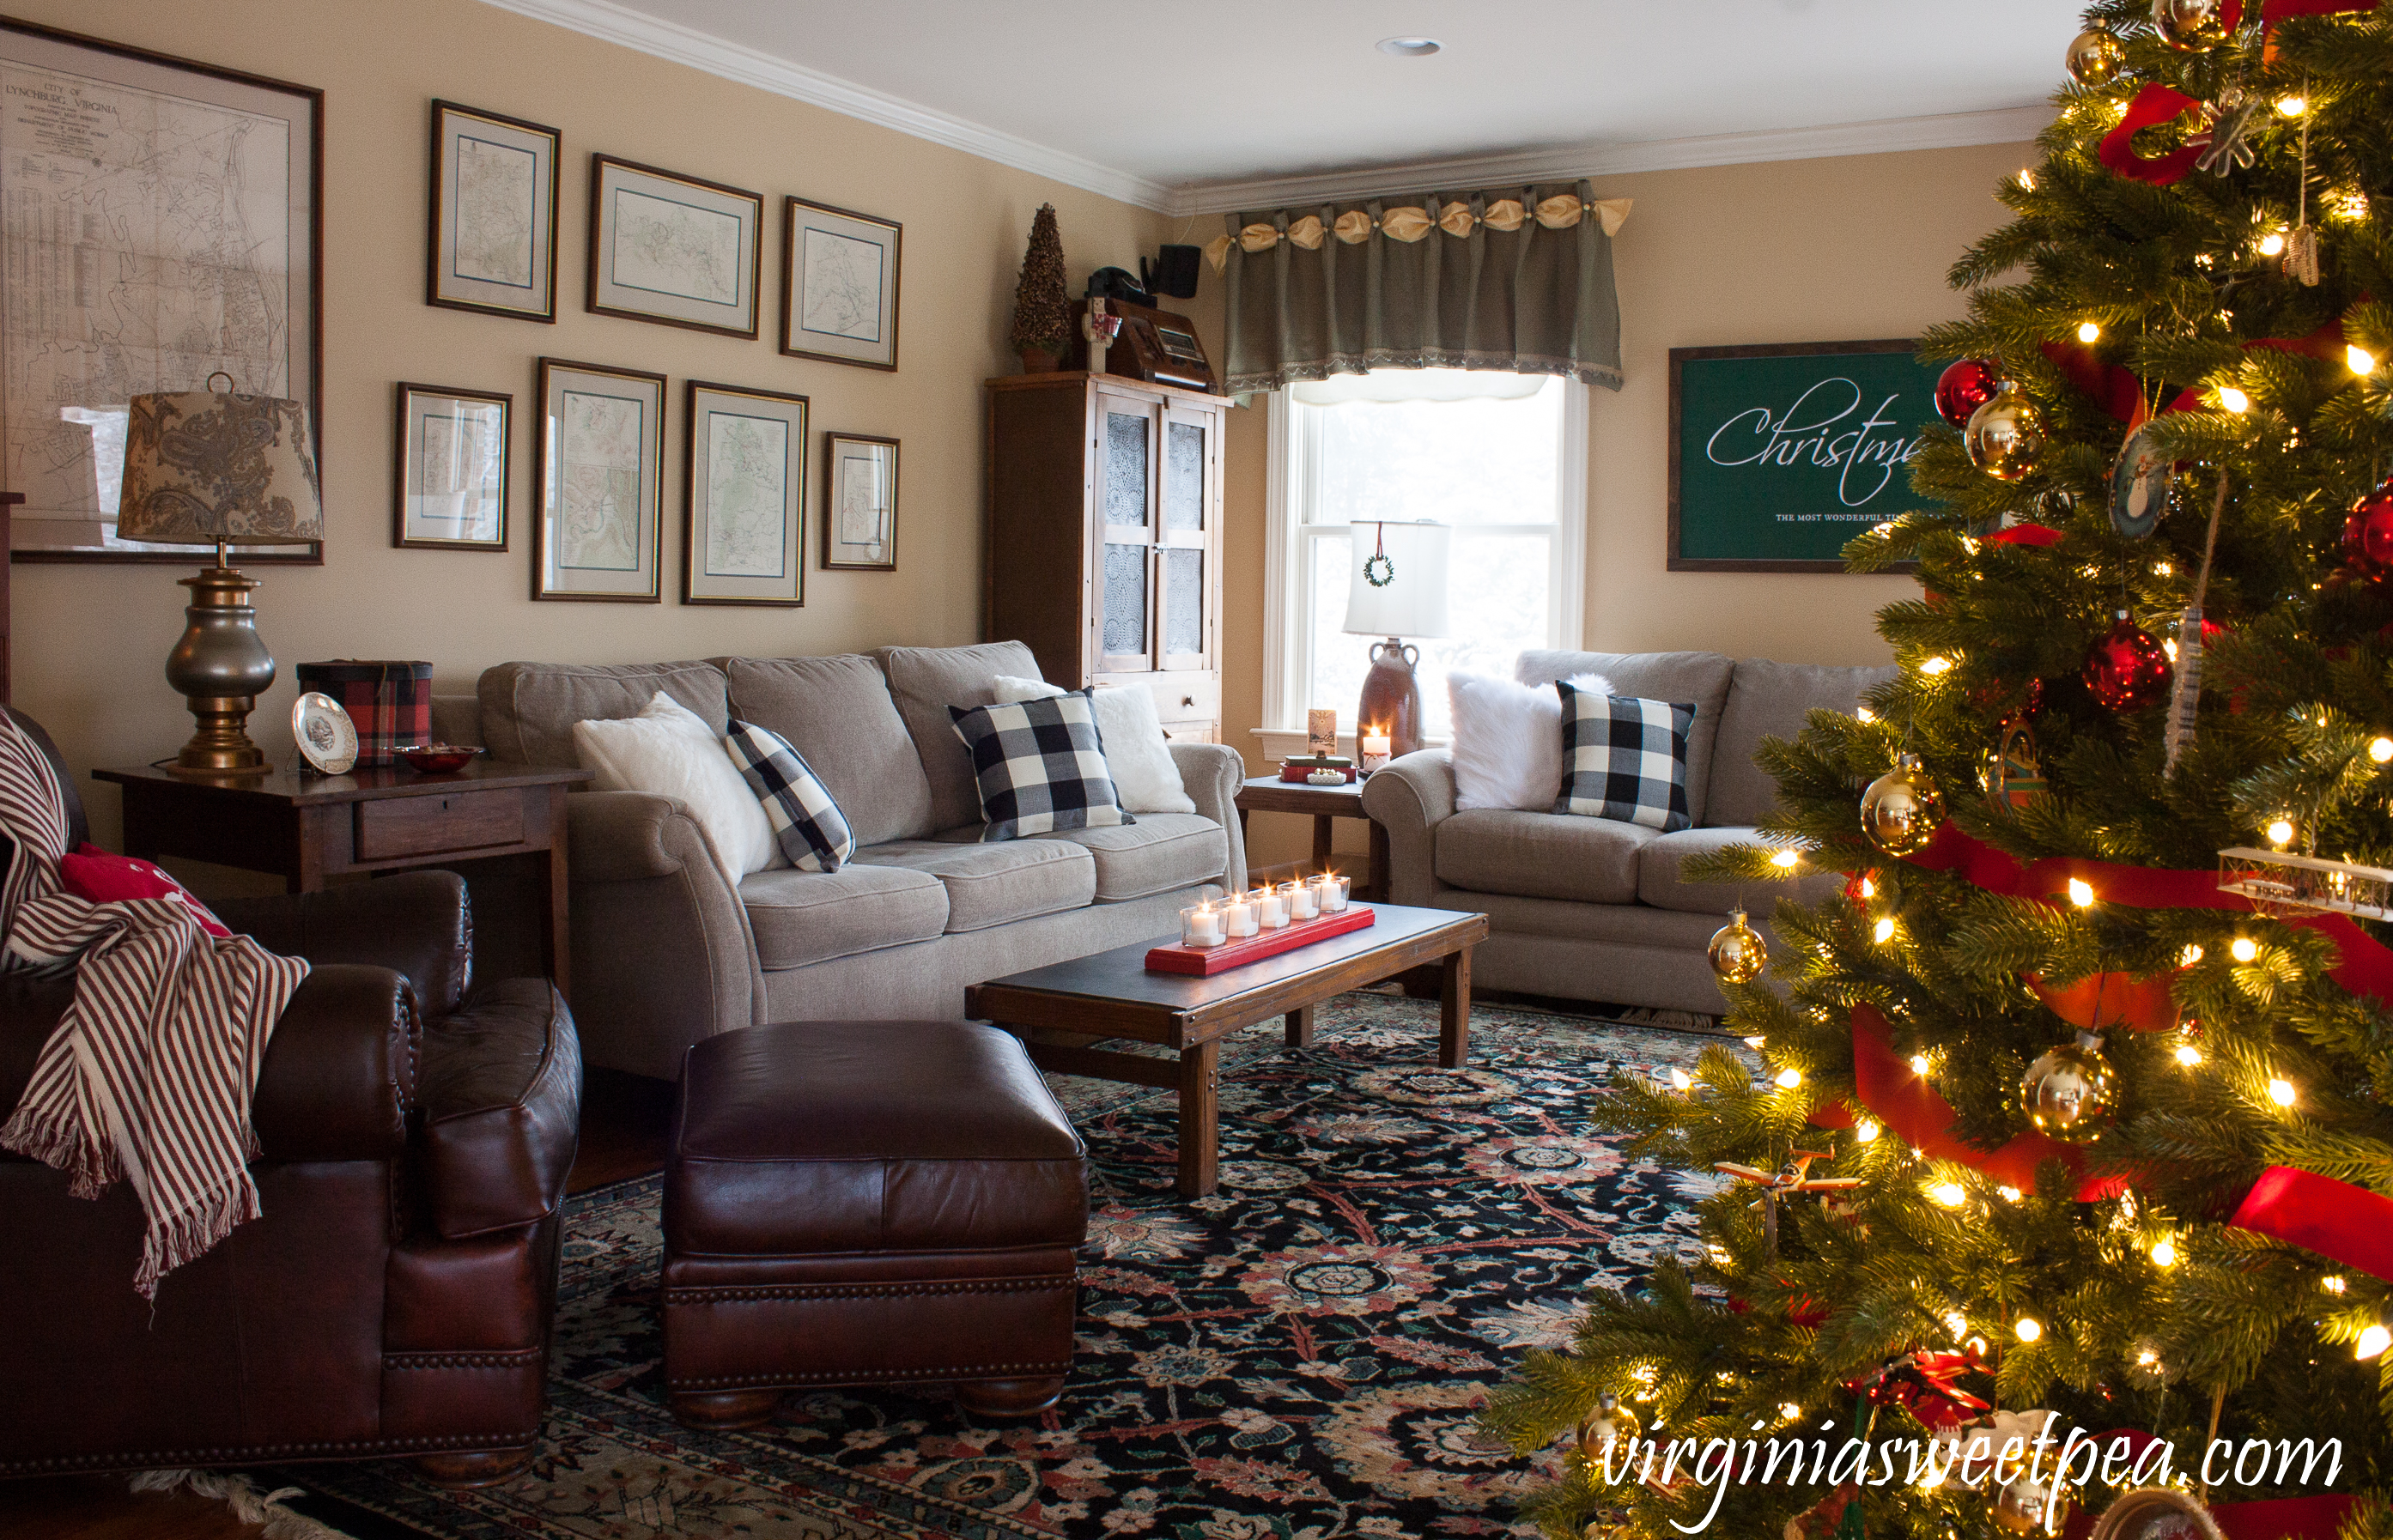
[295,660,433,769]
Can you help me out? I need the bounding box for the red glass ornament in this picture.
[1986,522,2062,549]
[2084,611,2173,712]
[1934,358,2002,427]
[2341,482,2393,575]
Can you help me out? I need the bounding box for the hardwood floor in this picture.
[1,1070,678,1538]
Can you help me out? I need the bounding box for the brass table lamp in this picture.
[1342,520,1451,761]
[117,376,324,776]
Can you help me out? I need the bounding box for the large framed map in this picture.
[1,19,321,563]
[780,197,901,372]
[533,357,664,603]
[586,155,761,340]
[683,380,806,606]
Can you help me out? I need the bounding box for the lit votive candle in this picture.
[1316,873,1350,912]
[1254,885,1287,929]
[1286,879,1319,920]
[1181,901,1224,948]
[1223,893,1257,937]
[1359,731,1392,774]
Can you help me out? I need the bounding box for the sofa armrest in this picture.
[1360,749,1457,906]
[416,979,581,1239]
[250,964,419,1163]
[1169,741,1247,889]
[566,791,763,1078]
[212,870,472,1017]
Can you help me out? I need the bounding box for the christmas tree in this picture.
[1009,203,1072,362]
[1483,4,2393,1537]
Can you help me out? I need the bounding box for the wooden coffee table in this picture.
[964,902,1490,1197]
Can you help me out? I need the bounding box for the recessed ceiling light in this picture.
[1376,36,1441,57]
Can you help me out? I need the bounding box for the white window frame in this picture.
[1257,375,1588,761]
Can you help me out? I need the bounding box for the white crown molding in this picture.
[1163,105,2053,217]
[472,0,1179,210]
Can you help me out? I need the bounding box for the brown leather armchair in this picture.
[0,712,583,1487]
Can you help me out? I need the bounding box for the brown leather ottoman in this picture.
[662,1020,1089,1427]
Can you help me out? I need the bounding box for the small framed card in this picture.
[822,432,898,571]
[781,196,901,371]
[533,357,665,602]
[588,155,762,339]
[427,100,560,322]
[393,383,509,549]
[685,380,807,607]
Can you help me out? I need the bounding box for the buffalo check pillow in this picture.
[1554,681,1695,831]
[723,718,854,872]
[949,688,1134,842]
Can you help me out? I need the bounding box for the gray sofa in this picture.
[432,640,1246,1079]
[1360,649,1892,1016]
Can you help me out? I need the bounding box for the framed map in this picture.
[394,382,509,551]
[533,358,664,602]
[684,381,806,606]
[1,19,320,564]
[427,100,559,322]
[587,155,761,339]
[822,432,898,572]
[781,197,901,371]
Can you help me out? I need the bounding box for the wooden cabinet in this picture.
[985,372,1226,741]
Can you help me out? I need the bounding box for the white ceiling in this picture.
[484,0,2073,214]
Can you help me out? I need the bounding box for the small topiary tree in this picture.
[1008,203,1071,365]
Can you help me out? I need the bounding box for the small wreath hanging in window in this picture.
[1364,524,1395,587]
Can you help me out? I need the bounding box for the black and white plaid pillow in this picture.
[723,718,854,872]
[1553,682,1694,831]
[949,688,1133,842]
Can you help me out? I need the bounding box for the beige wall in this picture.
[1218,140,2034,875]
[12,0,1170,844]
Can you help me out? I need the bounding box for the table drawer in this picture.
[355,789,526,860]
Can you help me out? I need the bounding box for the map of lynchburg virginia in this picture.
[3,62,294,545]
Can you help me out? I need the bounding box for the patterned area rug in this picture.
[277,993,1743,1540]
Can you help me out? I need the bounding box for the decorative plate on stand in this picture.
[292,692,359,774]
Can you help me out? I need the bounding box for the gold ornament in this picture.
[1993,1471,2074,1535]
[2019,1034,2119,1143]
[1575,1391,1642,1465]
[1965,385,2045,483]
[1709,907,1769,984]
[2152,0,2232,52]
[2066,27,2126,86]
[1860,752,1947,857]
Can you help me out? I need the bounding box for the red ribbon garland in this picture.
[2228,1166,2393,1282]
[2098,86,2210,187]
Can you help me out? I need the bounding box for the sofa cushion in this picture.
[721,655,936,846]
[1517,650,1734,824]
[1637,825,1850,915]
[1555,685,1693,832]
[1706,658,1898,828]
[1434,808,1656,905]
[477,659,729,768]
[853,838,1095,932]
[739,865,948,970]
[1034,814,1229,901]
[878,641,1042,834]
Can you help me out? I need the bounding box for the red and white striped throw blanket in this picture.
[0,715,308,1297]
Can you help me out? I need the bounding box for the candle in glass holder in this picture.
[1315,873,1350,912]
[1286,878,1319,920]
[1358,728,1392,774]
[1223,892,1257,937]
[1181,900,1224,948]
[1254,884,1287,929]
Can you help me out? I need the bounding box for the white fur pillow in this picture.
[993,675,1196,815]
[1448,670,1613,811]
[572,692,783,880]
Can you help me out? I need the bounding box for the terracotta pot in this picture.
[1018,348,1060,373]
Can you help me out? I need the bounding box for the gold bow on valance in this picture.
[1204,194,1631,270]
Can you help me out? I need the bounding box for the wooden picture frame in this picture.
[1,17,322,565]
[587,155,762,339]
[393,383,510,550]
[532,358,665,602]
[821,433,898,571]
[427,100,560,323]
[684,380,807,606]
[780,197,901,371]
[1667,338,1934,573]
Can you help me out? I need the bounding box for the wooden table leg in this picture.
[542,822,573,1003]
[1177,1038,1220,1197]
[1285,1004,1315,1049]
[1438,946,1473,1068]
[1311,814,1333,878]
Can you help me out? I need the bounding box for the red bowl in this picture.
[396,743,481,773]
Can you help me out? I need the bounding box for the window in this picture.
[1263,370,1585,749]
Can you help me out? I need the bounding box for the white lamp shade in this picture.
[1343,521,1451,638]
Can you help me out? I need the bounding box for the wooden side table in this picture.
[1234,773,1390,899]
[93,759,592,998]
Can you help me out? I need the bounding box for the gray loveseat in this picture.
[433,640,1245,1078]
[1360,649,1892,1016]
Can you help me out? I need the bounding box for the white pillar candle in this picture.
[1223,894,1257,937]
[1255,885,1287,929]
[1286,879,1319,920]
[1359,731,1392,773]
[1316,873,1349,912]
[1181,902,1224,948]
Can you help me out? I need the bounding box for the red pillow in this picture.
[59,844,232,937]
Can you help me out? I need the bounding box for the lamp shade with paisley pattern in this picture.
[117,386,324,545]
